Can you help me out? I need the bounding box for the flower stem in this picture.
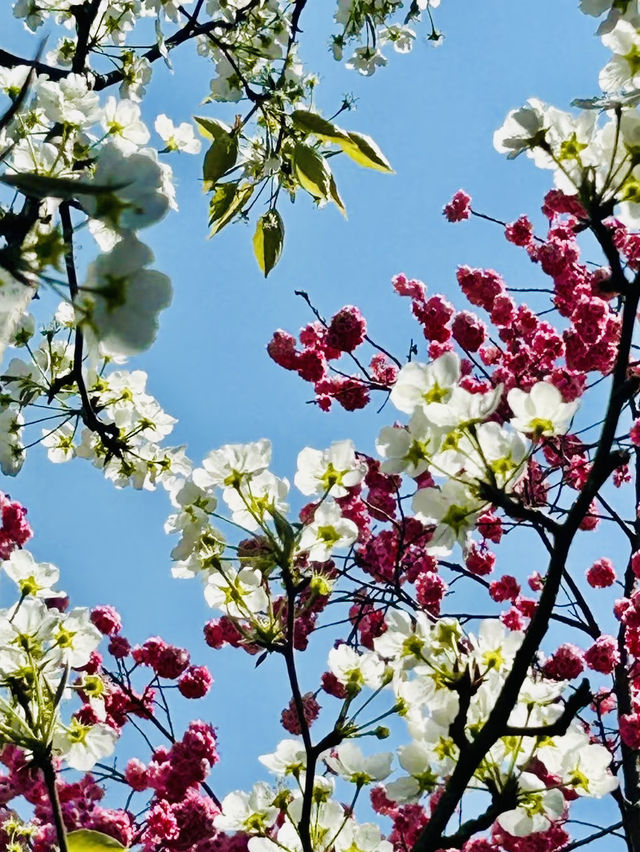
[39,752,68,852]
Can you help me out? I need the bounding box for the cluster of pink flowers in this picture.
[280,692,321,734]
[0,554,231,852]
[267,305,396,410]
[0,751,138,851]
[586,558,617,589]
[442,189,472,222]
[0,696,232,852]
[269,188,623,424]
[0,491,32,559]
[91,612,214,702]
[126,721,223,851]
[542,643,585,681]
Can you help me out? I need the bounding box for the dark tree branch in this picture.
[435,776,519,851]
[589,206,629,295]
[412,249,640,852]
[93,0,262,91]
[562,821,625,851]
[0,49,66,81]
[35,748,69,852]
[613,437,640,850]
[447,667,472,752]
[70,0,103,73]
[503,678,591,737]
[560,568,601,639]
[58,202,123,458]
[478,482,559,535]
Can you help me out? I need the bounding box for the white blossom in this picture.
[297,501,359,562]
[295,439,365,497]
[508,382,578,438]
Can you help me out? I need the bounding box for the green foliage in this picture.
[338,131,394,173]
[203,132,239,190]
[197,107,391,272]
[208,182,254,236]
[290,109,349,143]
[67,829,127,851]
[193,115,233,141]
[253,209,284,277]
[292,142,333,200]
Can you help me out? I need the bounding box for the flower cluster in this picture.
[0,491,227,851]
[214,613,616,852]
[260,170,640,849]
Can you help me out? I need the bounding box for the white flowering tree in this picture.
[1,2,640,852]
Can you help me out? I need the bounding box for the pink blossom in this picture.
[280,692,320,734]
[465,543,495,577]
[321,671,347,699]
[267,329,298,370]
[489,575,520,603]
[443,189,472,222]
[326,305,367,352]
[125,758,149,791]
[586,558,616,589]
[369,353,398,386]
[542,644,585,680]
[452,311,487,352]
[620,713,640,749]
[456,266,505,311]
[415,571,447,615]
[178,665,213,699]
[108,635,131,658]
[505,215,534,247]
[392,273,426,299]
[90,605,122,636]
[584,635,620,674]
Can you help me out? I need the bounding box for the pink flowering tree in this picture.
[2,2,640,852]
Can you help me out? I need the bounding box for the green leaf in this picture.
[208,181,254,236]
[67,829,127,851]
[0,172,128,200]
[290,110,348,143]
[292,143,332,200]
[337,131,394,173]
[253,210,284,277]
[271,508,296,561]
[203,132,238,190]
[193,115,232,141]
[329,174,347,217]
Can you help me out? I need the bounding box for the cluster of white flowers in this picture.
[374,613,616,835]
[0,29,209,479]
[0,0,419,483]
[334,0,441,75]
[377,352,577,556]
[216,773,392,852]
[165,438,366,630]
[494,0,640,227]
[0,548,117,772]
[0,62,182,347]
[196,0,309,105]
[215,612,617,849]
[1,317,188,486]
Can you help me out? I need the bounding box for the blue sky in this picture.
[0,1,629,844]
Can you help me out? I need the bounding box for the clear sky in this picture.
[0,1,624,844]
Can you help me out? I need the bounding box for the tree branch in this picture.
[412,244,640,852]
[503,678,591,737]
[434,776,519,851]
